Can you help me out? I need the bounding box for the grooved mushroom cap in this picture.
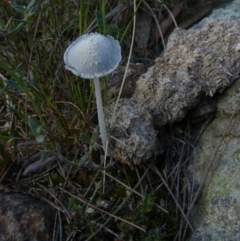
[64,33,122,79]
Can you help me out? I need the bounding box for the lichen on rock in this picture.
[107,20,240,165]
[0,193,55,241]
[187,78,240,241]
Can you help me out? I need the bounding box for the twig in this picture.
[110,0,137,126]
[151,165,194,233]
[61,188,146,233]
[84,165,151,240]
[143,0,166,49]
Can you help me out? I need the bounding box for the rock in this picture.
[192,0,240,30]
[179,1,240,240]
[107,20,240,165]
[187,78,240,241]
[0,192,55,241]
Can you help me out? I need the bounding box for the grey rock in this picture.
[188,79,240,241]
[0,192,55,241]
[192,0,240,30]
[183,1,240,240]
[107,20,240,165]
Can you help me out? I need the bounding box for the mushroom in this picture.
[64,33,122,151]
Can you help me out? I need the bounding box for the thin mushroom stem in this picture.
[94,78,108,151]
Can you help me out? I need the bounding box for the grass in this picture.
[0,0,211,240]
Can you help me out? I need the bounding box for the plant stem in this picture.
[94,78,107,151]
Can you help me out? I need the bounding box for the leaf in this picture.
[32,96,42,114]
[92,142,101,150]
[9,1,26,14]
[23,156,56,176]
[106,24,119,37]
[17,141,37,148]
[80,132,91,145]
[35,135,45,143]
[36,126,42,136]
[95,9,104,33]
[6,22,25,39]
[28,116,41,136]
[5,79,21,90]
[40,152,50,162]
[26,0,36,11]
[78,154,89,166]
[0,134,11,140]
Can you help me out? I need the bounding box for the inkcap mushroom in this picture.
[64,32,122,151]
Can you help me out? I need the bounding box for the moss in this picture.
[113,185,127,199]
[162,213,178,233]
[74,173,88,186]
[49,171,65,185]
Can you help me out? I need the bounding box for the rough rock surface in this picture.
[107,20,240,165]
[187,78,240,241]
[192,0,240,30]
[0,192,55,241]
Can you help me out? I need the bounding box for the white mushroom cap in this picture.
[64,33,121,79]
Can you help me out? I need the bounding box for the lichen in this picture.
[107,20,240,165]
